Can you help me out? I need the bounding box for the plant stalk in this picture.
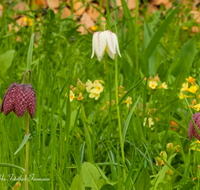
[114,55,126,182]
[22,69,31,190]
[81,103,93,162]
[25,111,29,190]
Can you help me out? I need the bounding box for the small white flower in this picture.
[69,90,75,102]
[143,117,154,128]
[149,80,158,89]
[125,97,132,108]
[89,90,100,100]
[91,30,121,61]
[86,79,93,92]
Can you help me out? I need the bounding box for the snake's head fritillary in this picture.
[91,30,121,61]
[188,113,200,141]
[1,82,36,119]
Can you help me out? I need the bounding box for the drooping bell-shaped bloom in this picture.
[91,30,121,61]
[188,113,200,141]
[1,82,36,119]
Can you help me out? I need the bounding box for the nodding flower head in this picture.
[0,70,36,119]
[188,113,200,141]
[91,30,121,61]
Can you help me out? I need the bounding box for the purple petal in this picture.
[188,113,200,141]
[1,82,20,116]
[13,84,29,118]
[26,84,36,119]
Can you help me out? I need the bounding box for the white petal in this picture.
[105,30,116,54]
[96,32,107,61]
[107,48,114,59]
[89,93,95,98]
[91,32,98,59]
[113,33,121,57]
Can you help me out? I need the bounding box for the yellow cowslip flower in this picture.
[192,99,197,105]
[70,90,75,102]
[188,86,197,94]
[93,82,104,93]
[186,76,195,85]
[91,25,98,31]
[179,92,192,99]
[23,17,33,26]
[182,26,188,30]
[153,74,160,82]
[125,97,132,108]
[87,80,104,100]
[143,117,154,128]
[192,104,200,111]
[190,140,200,151]
[181,82,189,91]
[158,82,167,89]
[149,80,158,89]
[89,90,100,100]
[77,92,84,100]
[85,79,93,92]
[12,181,21,190]
[23,17,28,22]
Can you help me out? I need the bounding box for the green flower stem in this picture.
[22,70,31,190]
[114,55,126,182]
[99,0,103,30]
[104,55,112,136]
[135,0,139,73]
[25,111,29,190]
[81,103,93,162]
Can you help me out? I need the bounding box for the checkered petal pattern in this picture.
[1,82,36,119]
[26,84,36,119]
[1,82,19,116]
[188,113,200,141]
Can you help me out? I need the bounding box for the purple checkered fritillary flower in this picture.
[188,113,200,141]
[1,81,36,119]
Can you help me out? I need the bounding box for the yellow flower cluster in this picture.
[86,80,104,100]
[143,117,154,128]
[179,76,200,111]
[67,79,105,102]
[66,79,85,102]
[190,140,200,152]
[23,17,33,26]
[147,74,168,90]
[156,143,180,167]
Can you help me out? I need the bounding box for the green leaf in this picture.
[0,50,15,78]
[135,169,151,190]
[27,33,35,70]
[142,4,180,64]
[170,39,195,87]
[70,162,109,190]
[0,163,25,172]
[151,153,176,189]
[121,0,135,40]
[100,184,116,190]
[81,162,106,190]
[180,179,197,190]
[70,173,84,190]
[14,134,30,155]
[122,96,140,144]
[53,169,67,190]
[118,75,147,105]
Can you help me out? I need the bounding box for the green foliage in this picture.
[0,1,200,189]
[0,50,15,84]
[70,162,114,190]
[135,169,151,190]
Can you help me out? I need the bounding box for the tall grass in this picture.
[0,0,200,189]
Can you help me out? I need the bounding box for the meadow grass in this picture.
[0,0,200,189]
